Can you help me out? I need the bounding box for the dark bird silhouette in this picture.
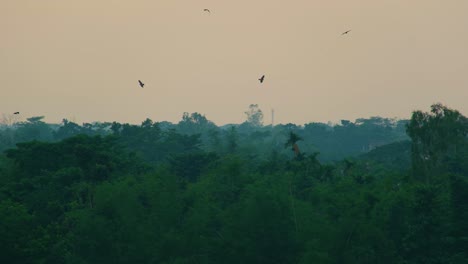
[13,112,19,115]
[204,9,211,14]
[138,80,144,88]
[341,30,351,35]
[259,75,265,83]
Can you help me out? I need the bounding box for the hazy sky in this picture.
[2,0,467,125]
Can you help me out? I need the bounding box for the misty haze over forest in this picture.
[0,103,467,263]
[1,104,410,163]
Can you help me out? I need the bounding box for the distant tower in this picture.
[271,109,275,126]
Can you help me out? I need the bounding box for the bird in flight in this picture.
[138,80,144,88]
[341,30,351,35]
[13,112,19,115]
[259,75,265,83]
[204,9,211,14]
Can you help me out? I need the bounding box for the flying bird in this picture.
[204,9,211,14]
[341,30,351,35]
[259,75,265,83]
[13,112,19,115]
[138,80,144,88]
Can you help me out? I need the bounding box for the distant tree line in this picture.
[0,106,409,163]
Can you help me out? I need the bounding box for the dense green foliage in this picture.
[0,104,466,263]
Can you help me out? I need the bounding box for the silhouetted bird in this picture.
[259,75,265,83]
[204,9,211,14]
[13,112,19,115]
[138,80,144,88]
[341,30,351,35]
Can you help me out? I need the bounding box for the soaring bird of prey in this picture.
[204,9,211,14]
[13,112,19,115]
[258,75,265,83]
[138,80,144,88]
[341,30,351,35]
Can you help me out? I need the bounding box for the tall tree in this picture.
[245,104,264,127]
[406,103,467,182]
[285,131,303,158]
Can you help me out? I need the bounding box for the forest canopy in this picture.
[0,104,466,264]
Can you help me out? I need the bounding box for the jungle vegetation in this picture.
[0,103,466,264]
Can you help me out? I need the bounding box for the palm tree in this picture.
[285,131,302,157]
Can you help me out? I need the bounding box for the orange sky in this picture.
[1,0,467,125]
